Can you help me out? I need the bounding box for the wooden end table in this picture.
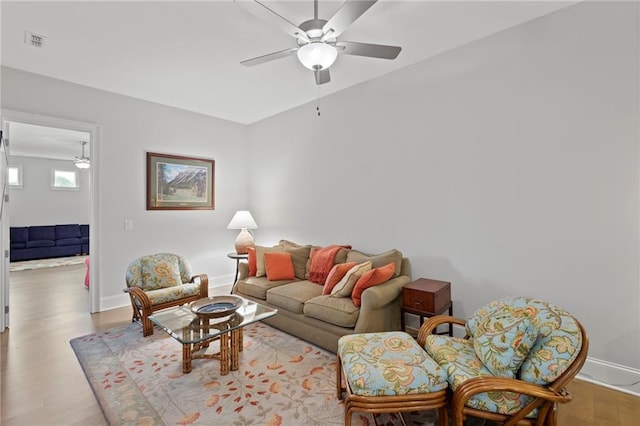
[401,278,453,336]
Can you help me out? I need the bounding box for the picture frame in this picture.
[146,152,215,210]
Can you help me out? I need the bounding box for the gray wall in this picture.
[8,155,90,226]
[2,66,249,308]
[1,1,638,378]
[247,2,640,370]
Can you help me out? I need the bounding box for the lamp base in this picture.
[235,228,255,254]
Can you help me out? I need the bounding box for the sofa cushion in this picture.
[331,262,372,297]
[10,242,26,249]
[264,252,295,281]
[465,296,583,385]
[143,282,203,306]
[255,245,283,277]
[339,332,448,396]
[80,224,89,238]
[308,245,351,284]
[303,295,360,328]
[346,249,403,278]
[55,224,81,239]
[247,247,257,276]
[26,240,55,248]
[351,262,396,307]
[236,276,295,300]
[267,281,322,314]
[282,246,311,279]
[472,309,539,378]
[56,237,83,246]
[140,255,182,291]
[10,227,28,243]
[323,262,357,295]
[305,246,349,279]
[29,226,55,241]
[423,334,537,416]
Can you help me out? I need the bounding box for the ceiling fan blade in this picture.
[315,68,331,85]
[240,47,299,67]
[234,0,309,42]
[322,0,377,39]
[335,41,401,60]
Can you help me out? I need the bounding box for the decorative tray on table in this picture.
[190,295,243,318]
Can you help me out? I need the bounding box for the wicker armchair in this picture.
[124,253,208,336]
[417,296,588,426]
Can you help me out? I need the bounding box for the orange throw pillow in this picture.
[322,262,357,295]
[264,252,295,281]
[351,263,395,307]
[247,247,257,277]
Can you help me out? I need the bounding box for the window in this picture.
[8,165,23,188]
[52,169,79,190]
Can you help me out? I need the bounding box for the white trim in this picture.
[0,109,101,313]
[8,164,23,189]
[578,357,640,397]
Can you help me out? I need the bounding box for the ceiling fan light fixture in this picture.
[74,141,90,169]
[297,42,337,71]
[74,158,90,169]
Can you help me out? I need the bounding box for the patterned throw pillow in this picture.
[264,252,295,281]
[140,255,182,291]
[330,262,372,298]
[322,262,357,295]
[472,307,540,378]
[351,262,395,307]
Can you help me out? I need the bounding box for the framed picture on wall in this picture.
[146,152,215,210]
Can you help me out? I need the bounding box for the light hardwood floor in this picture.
[1,264,639,425]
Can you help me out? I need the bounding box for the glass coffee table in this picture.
[149,297,277,374]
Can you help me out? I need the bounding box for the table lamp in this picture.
[227,210,258,254]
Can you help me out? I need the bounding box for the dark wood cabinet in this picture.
[401,278,452,336]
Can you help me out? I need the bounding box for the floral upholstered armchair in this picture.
[418,296,588,426]
[124,253,208,336]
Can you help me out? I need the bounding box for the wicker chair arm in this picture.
[123,286,152,310]
[417,315,468,345]
[190,274,209,297]
[452,376,572,425]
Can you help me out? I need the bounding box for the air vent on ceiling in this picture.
[24,31,46,48]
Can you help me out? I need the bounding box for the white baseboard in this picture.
[578,357,640,397]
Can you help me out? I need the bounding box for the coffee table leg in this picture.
[231,329,240,371]
[220,332,229,375]
[183,344,192,373]
[239,328,243,352]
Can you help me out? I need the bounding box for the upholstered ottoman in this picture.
[337,331,449,426]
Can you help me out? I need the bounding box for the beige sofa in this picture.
[232,241,411,353]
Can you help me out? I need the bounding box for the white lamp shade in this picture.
[297,42,338,71]
[227,210,258,230]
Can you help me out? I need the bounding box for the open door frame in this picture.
[0,110,101,326]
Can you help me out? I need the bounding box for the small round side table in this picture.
[227,252,248,293]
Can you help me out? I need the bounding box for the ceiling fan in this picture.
[235,0,402,85]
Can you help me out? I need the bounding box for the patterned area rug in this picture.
[71,322,439,425]
[9,255,88,272]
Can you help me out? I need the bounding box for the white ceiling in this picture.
[1,0,576,128]
[8,122,91,161]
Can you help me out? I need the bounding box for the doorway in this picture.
[1,110,100,330]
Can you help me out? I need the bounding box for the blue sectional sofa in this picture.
[10,224,89,262]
